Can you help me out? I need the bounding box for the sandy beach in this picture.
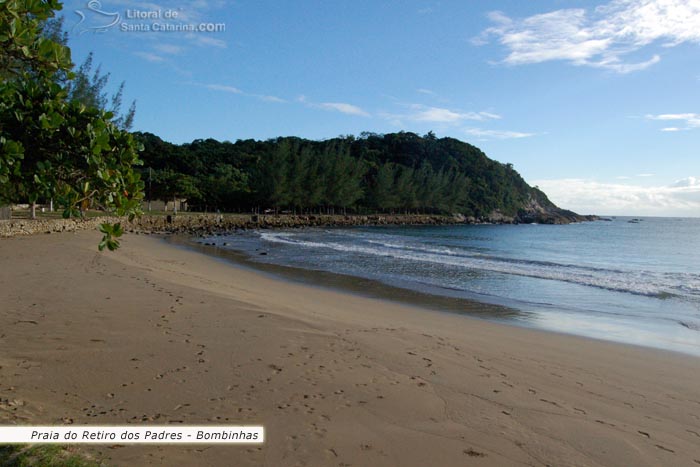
[1,230,699,466]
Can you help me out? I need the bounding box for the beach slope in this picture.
[1,231,699,466]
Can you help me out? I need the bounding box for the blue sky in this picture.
[61,0,700,216]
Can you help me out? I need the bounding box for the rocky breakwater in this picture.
[134,213,462,236]
[0,210,598,239]
[0,214,460,238]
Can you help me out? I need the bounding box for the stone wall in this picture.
[0,217,124,238]
[0,214,463,238]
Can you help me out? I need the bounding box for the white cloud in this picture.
[153,43,184,55]
[477,111,503,120]
[647,113,700,122]
[646,112,700,131]
[316,102,370,117]
[199,83,286,104]
[532,177,700,215]
[186,34,227,49]
[134,51,166,62]
[476,0,700,73]
[297,96,368,116]
[256,95,287,103]
[383,104,501,125]
[413,107,468,123]
[672,176,700,187]
[205,84,243,94]
[464,128,535,140]
[417,88,436,95]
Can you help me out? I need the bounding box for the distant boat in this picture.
[628,218,641,224]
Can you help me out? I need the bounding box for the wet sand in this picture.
[1,231,699,466]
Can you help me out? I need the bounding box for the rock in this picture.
[0,211,598,239]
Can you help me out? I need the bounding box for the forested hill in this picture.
[135,131,590,223]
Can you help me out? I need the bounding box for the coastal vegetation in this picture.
[136,131,569,221]
[0,0,143,249]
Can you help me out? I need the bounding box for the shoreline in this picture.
[181,227,700,359]
[175,233,700,360]
[169,234,528,321]
[1,231,699,466]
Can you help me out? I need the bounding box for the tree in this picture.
[0,0,144,250]
[324,147,365,213]
[200,163,249,211]
[0,0,72,80]
[257,139,292,211]
[134,131,556,218]
[367,163,398,212]
[149,169,191,203]
[67,52,136,130]
[0,74,144,220]
[0,0,72,200]
[37,14,137,130]
[395,166,416,213]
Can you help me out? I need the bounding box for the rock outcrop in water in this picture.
[510,193,596,224]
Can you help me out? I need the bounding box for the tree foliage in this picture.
[0,0,144,250]
[0,77,143,216]
[67,52,136,130]
[0,0,72,79]
[135,131,554,217]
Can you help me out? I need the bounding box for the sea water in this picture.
[208,217,700,356]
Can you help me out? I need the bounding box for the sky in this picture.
[59,0,700,216]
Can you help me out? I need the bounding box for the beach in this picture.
[1,231,699,466]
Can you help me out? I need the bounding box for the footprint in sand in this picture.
[463,448,486,458]
[595,419,616,427]
[655,444,674,453]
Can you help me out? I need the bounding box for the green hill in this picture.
[135,131,592,224]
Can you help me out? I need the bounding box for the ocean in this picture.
[200,217,700,357]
